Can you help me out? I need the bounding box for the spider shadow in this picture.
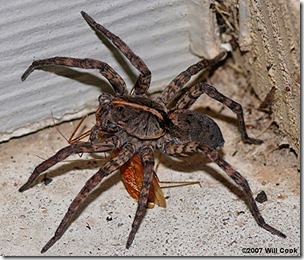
[159,150,266,229]
[28,149,254,245]
[31,154,122,205]
[30,19,141,94]
[158,152,247,207]
[27,154,127,240]
[37,67,114,95]
[195,106,239,131]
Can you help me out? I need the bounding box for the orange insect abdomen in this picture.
[114,150,166,208]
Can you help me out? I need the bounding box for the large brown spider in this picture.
[19,11,286,253]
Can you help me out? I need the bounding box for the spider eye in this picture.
[116,106,124,112]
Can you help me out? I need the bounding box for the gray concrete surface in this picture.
[1,66,300,256]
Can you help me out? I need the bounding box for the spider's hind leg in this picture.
[163,142,286,239]
[199,144,286,239]
[175,82,262,144]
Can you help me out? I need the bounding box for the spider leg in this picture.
[175,82,262,144]
[19,137,117,192]
[40,144,135,253]
[81,11,151,96]
[126,146,155,249]
[157,51,226,106]
[163,141,286,239]
[21,57,128,96]
[199,144,286,239]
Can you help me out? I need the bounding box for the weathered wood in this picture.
[238,0,300,155]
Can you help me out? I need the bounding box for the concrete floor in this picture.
[1,67,300,256]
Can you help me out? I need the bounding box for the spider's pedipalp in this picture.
[19,138,117,192]
[175,82,263,144]
[157,51,227,107]
[21,57,128,96]
[126,146,155,249]
[81,11,151,96]
[40,143,136,253]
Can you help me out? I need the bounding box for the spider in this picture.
[19,11,286,253]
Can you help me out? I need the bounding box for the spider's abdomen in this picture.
[168,110,225,150]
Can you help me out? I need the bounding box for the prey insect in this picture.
[19,11,286,253]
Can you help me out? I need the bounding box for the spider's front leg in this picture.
[126,146,155,249]
[81,11,151,96]
[21,57,128,96]
[163,142,286,239]
[175,82,262,144]
[39,143,135,253]
[19,137,118,192]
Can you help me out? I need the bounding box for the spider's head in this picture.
[94,93,165,139]
[94,93,119,133]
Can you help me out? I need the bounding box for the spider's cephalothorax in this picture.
[19,11,286,253]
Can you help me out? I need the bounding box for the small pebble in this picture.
[43,177,53,185]
[255,190,268,203]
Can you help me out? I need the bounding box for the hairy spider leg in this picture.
[175,82,263,144]
[157,51,227,106]
[164,141,286,239]
[200,144,286,238]
[19,138,117,192]
[21,57,128,96]
[81,11,151,96]
[39,144,135,253]
[126,146,155,249]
